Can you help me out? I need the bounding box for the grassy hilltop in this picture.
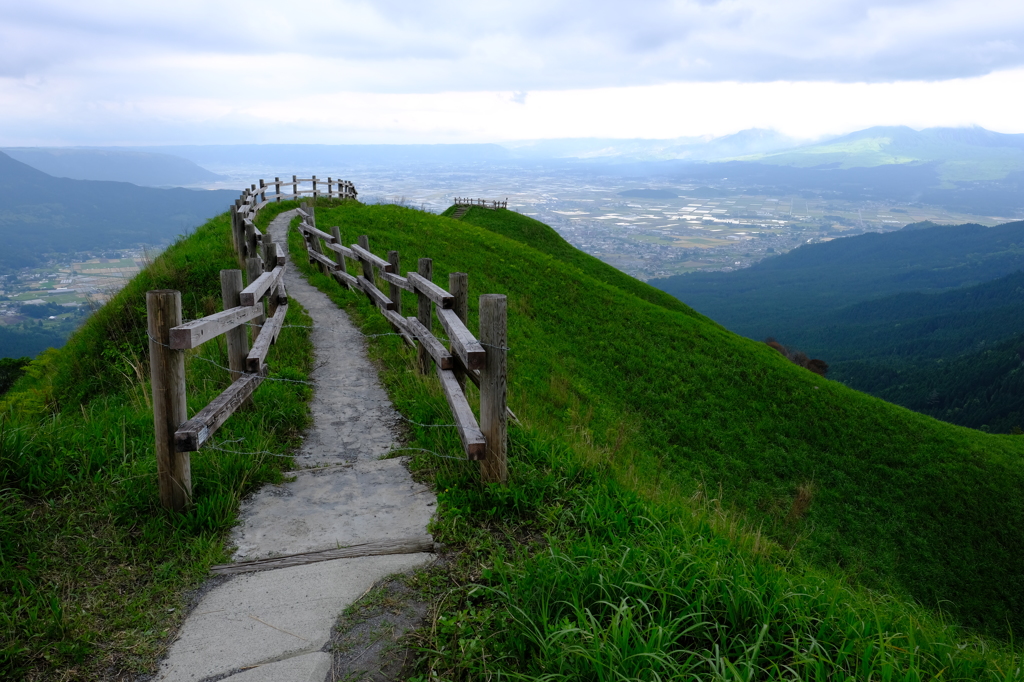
[3,199,1024,679]
[283,200,1024,678]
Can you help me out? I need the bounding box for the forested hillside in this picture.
[652,220,1024,431]
[0,152,237,270]
[651,219,1024,341]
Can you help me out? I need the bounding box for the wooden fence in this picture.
[453,197,507,210]
[148,177,507,512]
[295,202,507,483]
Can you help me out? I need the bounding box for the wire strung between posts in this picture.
[202,437,294,459]
[386,446,467,462]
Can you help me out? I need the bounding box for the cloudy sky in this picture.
[1,0,1022,146]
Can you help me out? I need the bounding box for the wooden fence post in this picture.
[416,257,433,375]
[479,294,507,484]
[233,200,246,260]
[330,226,350,287]
[220,271,249,383]
[262,233,275,273]
[246,257,266,340]
[388,251,401,315]
[293,174,298,199]
[275,177,281,202]
[264,244,280,316]
[449,272,468,389]
[244,220,257,260]
[230,203,239,256]
[357,235,373,279]
[147,290,191,511]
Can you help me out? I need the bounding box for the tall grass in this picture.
[0,213,312,680]
[286,198,1024,680]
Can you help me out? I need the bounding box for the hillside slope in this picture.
[839,332,1024,433]
[305,201,1024,636]
[1,148,225,187]
[0,152,237,270]
[0,213,313,679]
[6,200,1024,679]
[650,219,1024,340]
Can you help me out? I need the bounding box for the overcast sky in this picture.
[1,0,1023,146]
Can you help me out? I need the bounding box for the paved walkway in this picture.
[155,210,435,682]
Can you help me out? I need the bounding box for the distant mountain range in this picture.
[650,219,1024,339]
[5,125,1022,226]
[650,219,1024,432]
[7,124,1024,195]
[743,126,1024,185]
[503,128,806,162]
[0,151,237,270]
[1,147,225,187]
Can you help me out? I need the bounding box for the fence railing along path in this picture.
[296,201,507,482]
[148,177,507,512]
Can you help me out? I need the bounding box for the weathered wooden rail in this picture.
[148,177,508,512]
[231,176,358,265]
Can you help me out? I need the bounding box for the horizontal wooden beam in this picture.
[436,307,485,370]
[325,242,354,259]
[300,223,337,244]
[380,270,413,292]
[246,303,288,372]
[333,269,358,288]
[357,276,396,311]
[382,310,416,347]
[308,249,339,271]
[169,303,263,350]
[437,366,486,460]
[240,265,285,306]
[406,272,453,308]
[404,316,453,370]
[350,244,394,272]
[174,366,267,452]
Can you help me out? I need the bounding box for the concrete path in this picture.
[155,210,435,682]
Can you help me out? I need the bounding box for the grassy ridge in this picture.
[288,200,1024,679]
[305,201,1024,636]
[0,213,313,679]
[440,205,707,319]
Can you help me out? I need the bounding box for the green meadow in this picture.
[3,198,1024,679]
[282,199,1024,679]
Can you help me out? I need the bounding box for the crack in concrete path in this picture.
[154,209,435,682]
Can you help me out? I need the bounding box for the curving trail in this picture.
[154,210,435,682]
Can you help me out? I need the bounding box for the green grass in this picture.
[0,213,313,679]
[6,196,1024,679]
[285,198,1024,679]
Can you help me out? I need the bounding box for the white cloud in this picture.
[3,68,1023,146]
[0,0,1022,144]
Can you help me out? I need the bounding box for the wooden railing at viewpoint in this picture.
[453,197,507,210]
[147,177,507,512]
